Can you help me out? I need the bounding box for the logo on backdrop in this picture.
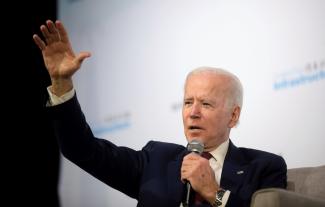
[171,102,183,112]
[93,112,131,135]
[273,58,325,90]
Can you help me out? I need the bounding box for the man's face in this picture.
[182,72,234,150]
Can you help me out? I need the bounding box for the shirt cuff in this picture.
[47,86,75,106]
[220,190,230,207]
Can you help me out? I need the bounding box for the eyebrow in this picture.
[183,97,215,103]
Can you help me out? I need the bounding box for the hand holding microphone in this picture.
[183,139,204,206]
[181,139,218,206]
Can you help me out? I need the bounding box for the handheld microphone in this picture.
[183,139,204,207]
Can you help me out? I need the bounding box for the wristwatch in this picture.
[212,188,226,207]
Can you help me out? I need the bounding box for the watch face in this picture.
[214,189,225,206]
[217,189,226,197]
[213,199,222,207]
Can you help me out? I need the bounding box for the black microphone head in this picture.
[187,139,204,155]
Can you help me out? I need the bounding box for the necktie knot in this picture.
[201,152,212,160]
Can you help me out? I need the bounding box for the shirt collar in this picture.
[209,139,229,167]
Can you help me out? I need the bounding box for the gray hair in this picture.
[185,66,243,109]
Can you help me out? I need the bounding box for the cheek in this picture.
[206,112,228,127]
[182,108,191,120]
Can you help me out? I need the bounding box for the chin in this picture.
[187,136,205,143]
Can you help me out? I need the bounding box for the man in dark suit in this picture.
[33,20,287,207]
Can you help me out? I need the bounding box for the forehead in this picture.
[184,72,229,96]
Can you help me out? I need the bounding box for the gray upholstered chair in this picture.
[250,165,325,207]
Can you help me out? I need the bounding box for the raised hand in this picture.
[33,20,91,96]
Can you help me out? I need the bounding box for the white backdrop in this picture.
[58,0,325,206]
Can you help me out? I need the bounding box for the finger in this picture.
[182,157,199,168]
[56,20,70,44]
[181,162,193,176]
[46,20,56,33]
[46,20,60,41]
[183,153,200,161]
[33,34,46,50]
[182,158,198,167]
[40,25,53,44]
[181,163,189,173]
[181,170,190,181]
[181,174,186,182]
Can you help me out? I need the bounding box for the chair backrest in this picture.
[287,165,325,200]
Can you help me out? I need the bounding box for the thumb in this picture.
[75,51,91,65]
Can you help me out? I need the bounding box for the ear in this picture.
[228,106,241,128]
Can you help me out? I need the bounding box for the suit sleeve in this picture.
[48,94,147,199]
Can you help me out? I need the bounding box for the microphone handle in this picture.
[184,181,191,207]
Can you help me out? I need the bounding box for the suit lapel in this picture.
[167,150,187,205]
[220,140,249,193]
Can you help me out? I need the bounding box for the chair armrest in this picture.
[250,188,325,207]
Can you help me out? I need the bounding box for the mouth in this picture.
[188,125,204,130]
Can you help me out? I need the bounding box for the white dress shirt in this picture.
[47,86,75,106]
[208,139,231,206]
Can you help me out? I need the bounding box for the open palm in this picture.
[33,20,90,80]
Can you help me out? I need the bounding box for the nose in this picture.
[190,103,201,119]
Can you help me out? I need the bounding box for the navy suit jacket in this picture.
[49,95,287,207]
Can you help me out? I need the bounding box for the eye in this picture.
[202,102,212,108]
[184,100,192,106]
